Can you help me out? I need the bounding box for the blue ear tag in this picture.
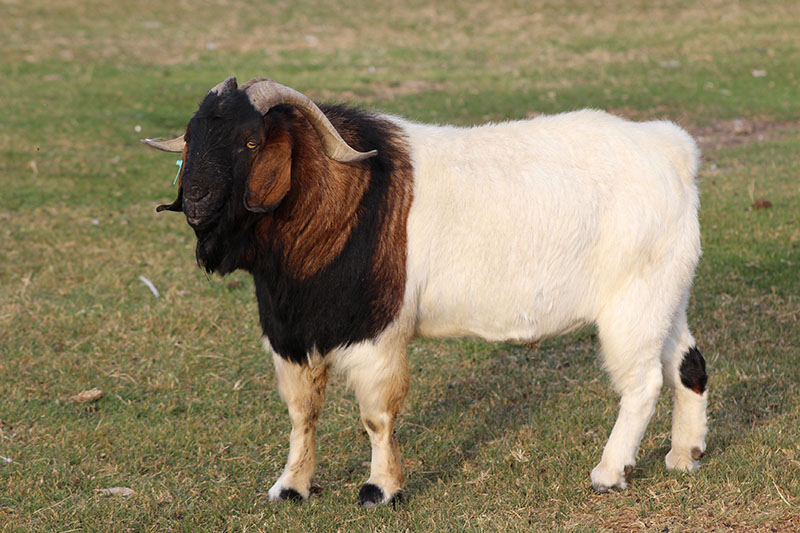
[173,159,183,185]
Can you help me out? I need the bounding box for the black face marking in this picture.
[172,89,267,272]
[679,346,708,394]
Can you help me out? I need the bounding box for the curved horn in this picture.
[210,75,238,95]
[241,77,377,163]
[141,77,237,153]
[141,135,185,152]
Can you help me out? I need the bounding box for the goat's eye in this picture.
[246,140,258,149]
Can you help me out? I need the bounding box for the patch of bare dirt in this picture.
[689,118,800,151]
[610,108,799,152]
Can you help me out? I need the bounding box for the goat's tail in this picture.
[651,121,701,189]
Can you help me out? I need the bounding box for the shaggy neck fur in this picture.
[197,104,414,364]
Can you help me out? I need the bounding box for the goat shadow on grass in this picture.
[709,375,791,451]
[398,333,600,499]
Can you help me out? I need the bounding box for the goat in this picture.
[143,76,708,507]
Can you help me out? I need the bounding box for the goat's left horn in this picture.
[141,135,185,153]
[241,77,377,163]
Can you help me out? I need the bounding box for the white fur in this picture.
[268,109,706,500]
[399,110,699,343]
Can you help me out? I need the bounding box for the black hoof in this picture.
[278,488,304,502]
[358,483,384,508]
[358,483,404,508]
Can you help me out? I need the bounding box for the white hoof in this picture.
[665,446,703,473]
[590,463,632,493]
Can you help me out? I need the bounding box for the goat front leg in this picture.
[340,342,409,507]
[268,351,329,502]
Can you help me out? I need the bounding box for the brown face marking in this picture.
[245,127,292,212]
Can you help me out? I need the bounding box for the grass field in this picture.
[1,0,799,531]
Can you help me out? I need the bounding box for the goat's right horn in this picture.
[141,135,185,152]
[241,77,377,163]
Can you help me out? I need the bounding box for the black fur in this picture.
[251,106,408,363]
[358,483,403,508]
[358,483,384,507]
[679,346,707,394]
[172,86,410,365]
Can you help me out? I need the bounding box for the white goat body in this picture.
[400,110,700,343]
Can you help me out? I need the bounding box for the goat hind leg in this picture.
[591,292,671,492]
[662,305,708,472]
[591,355,663,492]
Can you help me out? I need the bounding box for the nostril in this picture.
[187,189,212,203]
[184,189,211,205]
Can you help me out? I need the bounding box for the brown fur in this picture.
[178,143,188,186]
[255,110,370,280]
[254,109,414,290]
[364,136,414,326]
[245,127,292,211]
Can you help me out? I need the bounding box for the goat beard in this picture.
[193,219,255,276]
[194,222,229,274]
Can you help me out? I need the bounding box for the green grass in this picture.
[2,0,799,530]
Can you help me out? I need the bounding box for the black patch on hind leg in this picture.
[358,483,384,508]
[679,346,707,394]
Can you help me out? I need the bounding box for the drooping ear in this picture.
[244,126,292,213]
[156,143,188,213]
